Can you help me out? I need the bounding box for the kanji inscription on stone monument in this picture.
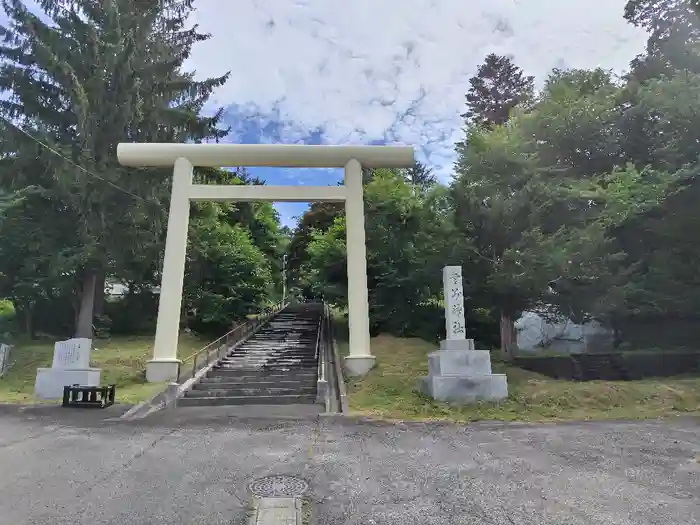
[443,266,466,340]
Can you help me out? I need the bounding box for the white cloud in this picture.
[186,0,648,180]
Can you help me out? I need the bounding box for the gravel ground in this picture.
[0,404,698,525]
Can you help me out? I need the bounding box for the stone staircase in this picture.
[178,303,323,407]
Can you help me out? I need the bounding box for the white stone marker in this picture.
[441,265,474,350]
[35,338,101,399]
[418,265,508,403]
[51,338,92,369]
[0,343,11,377]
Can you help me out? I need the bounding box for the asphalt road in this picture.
[0,405,698,524]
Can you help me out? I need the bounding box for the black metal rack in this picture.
[62,384,116,408]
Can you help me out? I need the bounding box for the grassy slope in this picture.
[337,330,700,422]
[0,333,207,404]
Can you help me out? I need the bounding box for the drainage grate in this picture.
[248,475,309,498]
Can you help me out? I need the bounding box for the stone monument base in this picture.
[418,341,508,404]
[419,374,508,403]
[34,368,101,399]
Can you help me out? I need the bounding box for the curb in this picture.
[249,497,309,525]
[120,382,180,420]
[250,497,300,525]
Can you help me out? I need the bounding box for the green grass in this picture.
[0,333,208,404]
[336,329,700,423]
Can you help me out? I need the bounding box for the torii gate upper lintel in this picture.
[116,143,415,382]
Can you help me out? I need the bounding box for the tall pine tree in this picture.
[0,0,229,337]
[461,53,534,130]
[403,161,437,191]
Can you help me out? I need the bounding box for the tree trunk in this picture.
[93,270,106,316]
[24,307,33,339]
[16,305,34,339]
[500,312,517,360]
[75,272,97,339]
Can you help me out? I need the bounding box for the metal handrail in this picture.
[314,302,329,406]
[316,310,326,385]
[176,301,286,383]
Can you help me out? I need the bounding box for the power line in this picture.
[0,114,147,201]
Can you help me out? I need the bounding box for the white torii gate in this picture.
[117,143,415,382]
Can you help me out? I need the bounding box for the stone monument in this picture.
[34,338,101,399]
[418,266,508,403]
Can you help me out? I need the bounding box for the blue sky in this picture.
[217,105,343,227]
[2,0,649,227]
[244,166,343,230]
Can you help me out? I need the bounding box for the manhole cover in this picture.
[248,475,309,498]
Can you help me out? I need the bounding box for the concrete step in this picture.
[256,326,316,330]
[213,365,317,378]
[231,354,315,360]
[227,351,316,358]
[257,325,317,329]
[241,334,311,340]
[248,329,317,332]
[201,373,316,382]
[242,341,316,346]
[178,394,318,407]
[237,343,316,349]
[231,347,316,353]
[259,326,316,330]
[207,369,317,379]
[267,323,316,326]
[171,404,323,419]
[212,368,317,376]
[235,349,315,353]
[219,357,317,364]
[217,363,317,370]
[195,378,315,388]
[215,361,317,368]
[241,336,316,340]
[230,354,313,359]
[226,348,316,353]
[186,385,317,397]
[265,318,317,322]
[245,330,316,333]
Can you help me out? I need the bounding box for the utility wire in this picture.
[0,114,147,201]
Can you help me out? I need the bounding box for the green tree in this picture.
[0,0,229,338]
[624,0,700,81]
[456,54,537,354]
[0,185,80,337]
[185,201,273,333]
[287,201,343,299]
[303,169,456,339]
[456,66,700,347]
